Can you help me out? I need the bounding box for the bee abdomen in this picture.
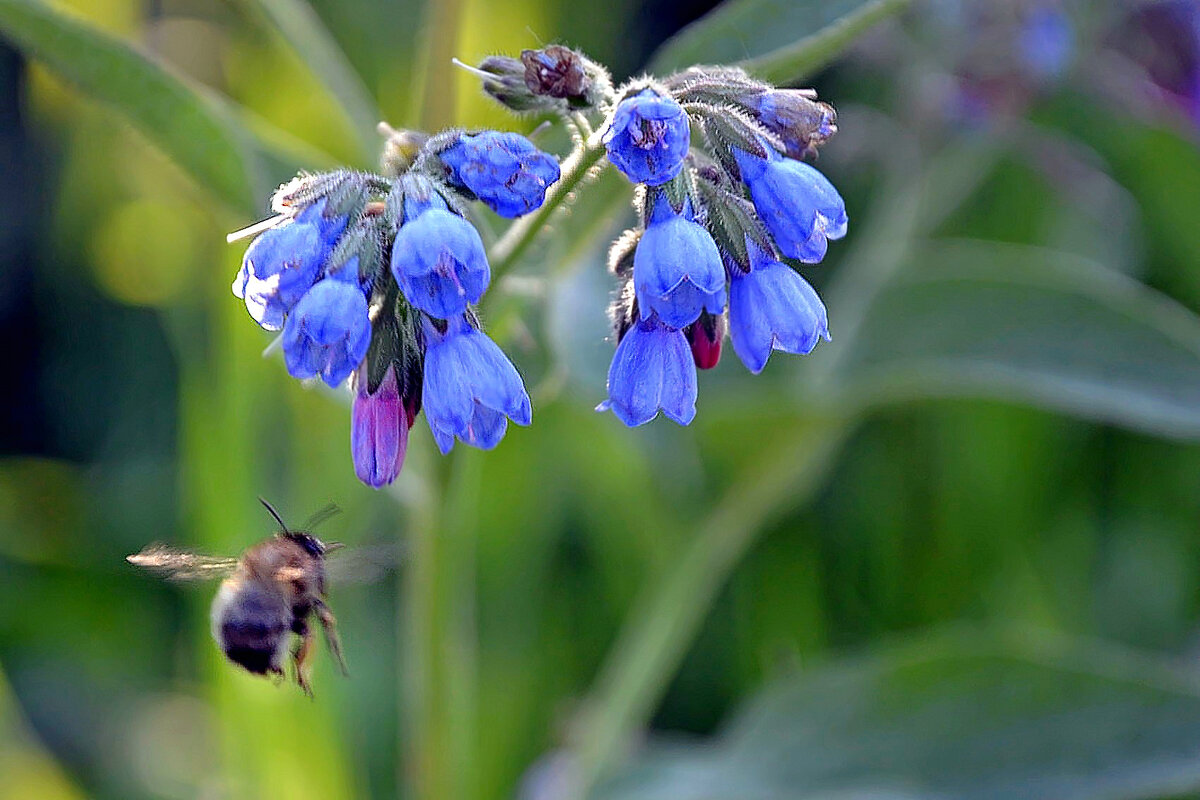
[211,580,291,675]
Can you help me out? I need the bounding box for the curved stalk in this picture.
[567,416,853,797]
[488,136,609,281]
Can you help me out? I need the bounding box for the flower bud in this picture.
[352,363,410,488]
[438,131,561,218]
[744,90,837,160]
[475,56,561,114]
[686,311,725,370]
[522,45,587,100]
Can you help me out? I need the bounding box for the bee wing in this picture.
[325,543,402,585]
[126,543,239,582]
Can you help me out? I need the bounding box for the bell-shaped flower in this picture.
[232,200,346,331]
[351,363,412,488]
[391,194,490,319]
[603,88,691,186]
[634,198,726,329]
[281,273,371,387]
[728,243,829,374]
[421,316,532,454]
[439,131,561,218]
[598,313,697,427]
[733,146,847,263]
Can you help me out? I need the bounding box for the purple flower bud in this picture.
[439,131,561,218]
[728,243,829,374]
[634,197,726,329]
[521,45,588,99]
[352,364,412,488]
[598,313,696,427]
[281,279,371,387]
[391,193,490,319]
[733,146,847,263]
[745,90,837,160]
[603,89,691,186]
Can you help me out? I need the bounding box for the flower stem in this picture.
[400,450,481,800]
[488,135,609,282]
[566,416,852,797]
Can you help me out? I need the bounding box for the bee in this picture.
[127,499,389,696]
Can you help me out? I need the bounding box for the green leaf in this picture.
[595,629,1200,800]
[240,0,381,161]
[0,0,314,214]
[832,240,1200,440]
[648,0,911,83]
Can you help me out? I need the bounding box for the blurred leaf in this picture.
[0,0,316,213]
[595,629,1200,800]
[833,240,1200,440]
[648,0,910,83]
[240,0,380,161]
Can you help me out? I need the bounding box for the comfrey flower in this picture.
[733,145,847,263]
[351,364,411,489]
[634,196,725,329]
[391,192,490,319]
[232,200,347,330]
[439,131,561,218]
[728,243,829,374]
[281,271,371,388]
[604,88,691,186]
[421,316,532,454]
[599,313,696,427]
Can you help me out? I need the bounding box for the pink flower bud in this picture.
[687,312,725,370]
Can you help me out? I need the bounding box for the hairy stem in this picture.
[567,416,852,797]
[489,135,609,281]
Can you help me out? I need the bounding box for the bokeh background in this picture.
[4,1,1200,798]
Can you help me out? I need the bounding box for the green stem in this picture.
[567,416,853,797]
[400,450,481,800]
[489,137,609,281]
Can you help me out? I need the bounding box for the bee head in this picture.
[260,498,342,559]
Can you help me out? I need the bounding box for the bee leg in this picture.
[292,621,315,698]
[314,600,349,676]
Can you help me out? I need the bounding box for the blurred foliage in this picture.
[3,1,1200,800]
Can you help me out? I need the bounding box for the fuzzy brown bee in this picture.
[127,499,388,696]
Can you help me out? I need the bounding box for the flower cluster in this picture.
[230,129,560,487]
[232,45,852,488]
[596,68,847,426]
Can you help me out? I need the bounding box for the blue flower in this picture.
[232,200,346,331]
[728,244,829,374]
[604,89,690,186]
[634,198,726,329]
[440,131,561,218]
[421,316,532,454]
[281,278,371,388]
[599,313,696,427]
[733,147,847,263]
[1020,7,1073,80]
[391,193,491,319]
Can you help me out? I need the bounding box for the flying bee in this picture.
[127,499,392,696]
